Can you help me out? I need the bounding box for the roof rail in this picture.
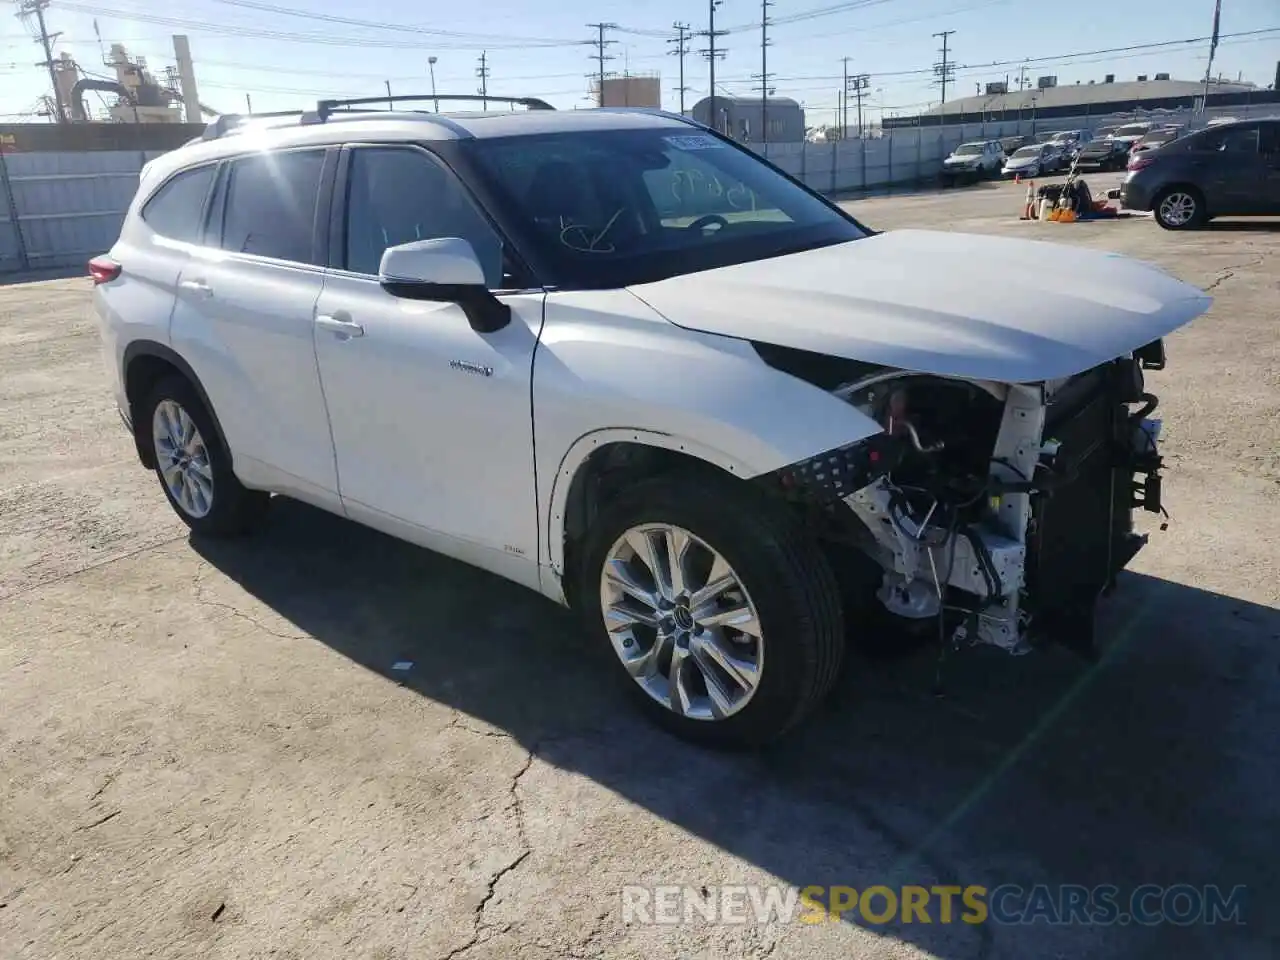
[201,110,309,140]
[311,94,555,122]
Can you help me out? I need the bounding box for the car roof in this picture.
[144,106,696,188]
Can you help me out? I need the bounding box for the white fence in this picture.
[752,101,1279,195]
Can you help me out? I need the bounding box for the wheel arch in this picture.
[547,430,756,603]
[122,340,231,470]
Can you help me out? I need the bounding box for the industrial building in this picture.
[886,74,1278,128]
[690,95,805,143]
[43,36,204,125]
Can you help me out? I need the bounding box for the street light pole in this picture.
[428,56,439,112]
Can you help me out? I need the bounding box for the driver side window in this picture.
[343,146,504,286]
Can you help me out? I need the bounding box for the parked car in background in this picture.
[1129,126,1183,158]
[1002,143,1060,178]
[941,140,1004,182]
[999,135,1035,156]
[1049,129,1089,146]
[1076,138,1131,171]
[1109,123,1155,152]
[1121,117,1280,229]
[1091,125,1119,141]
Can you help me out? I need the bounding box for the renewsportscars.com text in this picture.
[620,883,1247,926]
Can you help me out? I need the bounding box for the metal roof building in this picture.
[691,95,805,143]
[885,78,1277,128]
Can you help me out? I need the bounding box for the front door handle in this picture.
[179,278,212,297]
[316,314,365,338]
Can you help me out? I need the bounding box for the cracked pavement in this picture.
[2,179,1278,959]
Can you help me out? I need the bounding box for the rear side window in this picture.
[141,166,216,243]
[217,150,325,264]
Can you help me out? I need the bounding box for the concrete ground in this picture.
[2,174,1278,960]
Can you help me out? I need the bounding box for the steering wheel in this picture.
[685,214,729,233]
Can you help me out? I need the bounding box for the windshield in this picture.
[461,129,865,289]
[1095,127,1117,138]
[953,144,983,156]
[1011,146,1041,158]
[1142,130,1177,143]
[1116,125,1149,137]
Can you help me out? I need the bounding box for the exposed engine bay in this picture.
[758,340,1169,656]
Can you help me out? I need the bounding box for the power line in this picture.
[698,0,728,132]
[933,29,956,103]
[51,3,590,50]
[586,22,617,106]
[668,22,691,114]
[201,0,584,45]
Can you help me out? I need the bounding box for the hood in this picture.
[944,154,982,164]
[627,229,1211,384]
[1004,155,1040,167]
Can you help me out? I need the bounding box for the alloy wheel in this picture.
[599,524,764,721]
[152,399,214,518]
[1158,192,1197,227]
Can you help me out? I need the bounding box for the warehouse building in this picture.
[885,75,1277,129]
[691,95,805,143]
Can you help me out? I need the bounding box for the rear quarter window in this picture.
[140,165,217,243]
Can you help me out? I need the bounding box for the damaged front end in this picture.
[755,341,1169,657]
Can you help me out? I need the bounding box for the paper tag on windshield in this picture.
[664,134,725,151]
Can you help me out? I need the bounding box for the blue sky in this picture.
[2,0,1277,124]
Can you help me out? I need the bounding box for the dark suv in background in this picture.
[1121,118,1280,229]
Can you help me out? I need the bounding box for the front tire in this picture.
[1153,186,1206,230]
[576,471,845,748]
[143,375,269,537]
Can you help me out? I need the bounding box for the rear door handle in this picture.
[316,314,365,338]
[179,278,212,297]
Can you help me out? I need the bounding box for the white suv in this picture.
[92,97,1210,747]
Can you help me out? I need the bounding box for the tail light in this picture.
[88,256,121,285]
[1127,155,1155,172]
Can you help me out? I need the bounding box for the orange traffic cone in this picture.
[1014,172,1021,185]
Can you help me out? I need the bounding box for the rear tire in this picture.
[576,471,845,748]
[1153,186,1206,230]
[143,375,269,537]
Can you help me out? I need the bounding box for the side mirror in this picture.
[378,237,510,334]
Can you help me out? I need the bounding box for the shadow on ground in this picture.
[0,264,87,286]
[192,497,1280,960]
[1202,219,1280,232]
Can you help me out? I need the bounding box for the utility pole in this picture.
[847,72,869,138]
[932,30,956,104]
[667,22,691,114]
[697,0,727,134]
[428,56,438,112]
[757,0,773,144]
[841,57,849,139]
[17,0,66,123]
[1200,0,1221,113]
[476,51,489,110]
[586,22,617,106]
[385,80,393,110]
